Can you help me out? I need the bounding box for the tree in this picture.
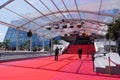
[0,42,3,50]
[20,40,30,50]
[53,40,61,44]
[3,39,10,50]
[106,17,120,40]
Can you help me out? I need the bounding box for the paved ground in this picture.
[0,51,55,62]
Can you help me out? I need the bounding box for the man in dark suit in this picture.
[55,47,59,61]
[117,37,120,56]
[78,48,82,59]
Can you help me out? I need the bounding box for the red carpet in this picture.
[0,54,120,80]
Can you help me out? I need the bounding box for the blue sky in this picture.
[0,25,8,42]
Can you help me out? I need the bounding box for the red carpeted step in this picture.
[67,44,95,55]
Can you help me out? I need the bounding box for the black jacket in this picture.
[78,48,82,54]
[55,48,59,55]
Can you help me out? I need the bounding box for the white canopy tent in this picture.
[0,0,120,39]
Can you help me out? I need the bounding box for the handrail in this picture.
[109,57,120,66]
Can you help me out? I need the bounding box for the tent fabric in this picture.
[0,0,120,39]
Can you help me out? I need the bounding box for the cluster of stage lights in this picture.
[46,19,88,37]
[46,19,85,30]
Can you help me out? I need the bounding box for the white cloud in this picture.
[0,33,3,36]
[0,33,4,42]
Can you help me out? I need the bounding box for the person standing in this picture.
[78,48,82,59]
[117,37,120,56]
[55,47,59,61]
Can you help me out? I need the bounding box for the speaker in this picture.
[62,19,65,22]
[27,30,32,37]
[77,24,82,28]
[46,27,51,30]
[62,25,67,28]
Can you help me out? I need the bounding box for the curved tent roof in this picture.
[0,0,120,39]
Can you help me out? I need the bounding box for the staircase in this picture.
[66,44,95,55]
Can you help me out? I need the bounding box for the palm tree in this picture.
[3,39,10,50]
[20,40,30,51]
[0,42,3,50]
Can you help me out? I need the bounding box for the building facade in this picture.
[4,27,50,50]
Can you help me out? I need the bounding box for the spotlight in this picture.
[46,27,51,30]
[77,24,82,28]
[82,33,86,36]
[77,21,84,28]
[64,34,68,36]
[73,31,77,33]
[70,25,74,28]
[27,30,32,37]
[62,25,67,28]
[54,24,59,29]
[62,19,65,22]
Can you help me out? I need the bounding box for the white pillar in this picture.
[16,29,19,51]
[42,36,45,51]
[30,37,32,51]
[50,39,52,55]
[51,39,52,52]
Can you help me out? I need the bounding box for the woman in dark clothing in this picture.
[55,47,59,61]
[78,48,82,59]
